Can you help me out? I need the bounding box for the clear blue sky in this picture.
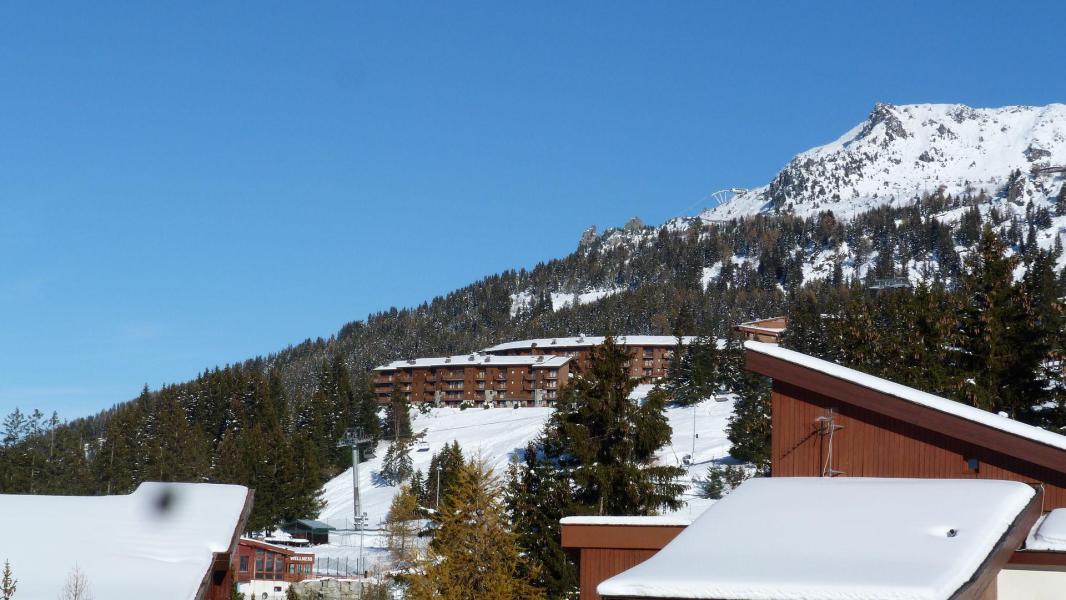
[2,1,1063,418]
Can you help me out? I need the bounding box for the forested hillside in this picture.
[2,175,1065,529]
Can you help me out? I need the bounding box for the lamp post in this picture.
[435,464,442,508]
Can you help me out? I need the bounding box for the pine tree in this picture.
[380,437,413,485]
[505,441,578,598]
[551,337,685,515]
[423,441,464,509]
[1,560,15,600]
[725,371,772,473]
[957,226,1044,416]
[407,459,543,600]
[383,388,412,441]
[1056,183,1066,216]
[352,375,382,459]
[664,335,731,406]
[384,484,422,566]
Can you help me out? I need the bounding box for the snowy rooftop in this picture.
[483,335,697,353]
[598,478,1035,600]
[560,515,692,527]
[373,353,571,371]
[745,341,1066,453]
[0,481,250,600]
[1027,509,1066,551]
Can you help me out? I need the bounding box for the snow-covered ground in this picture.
[312,397,736,569]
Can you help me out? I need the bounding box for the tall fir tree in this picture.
[551,337,684,515]
[505,440,579,599]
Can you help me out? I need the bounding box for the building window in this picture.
[289,564,296,574]
[266,556,274,571]
[239,556,249,571]
[255,556,263,571]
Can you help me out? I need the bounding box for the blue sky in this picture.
[2,1,1064,418]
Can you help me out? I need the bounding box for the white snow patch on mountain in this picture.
[702,103,1066,221]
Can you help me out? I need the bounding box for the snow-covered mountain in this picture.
[703,103,1066,220]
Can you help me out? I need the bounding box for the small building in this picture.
[280,519,334,545]
[734,316,787,343]
[0,481,253,600]
[236,538,314,584]
[744,341,1066,512]
[562,341,1066,599]
[597,478,1042,600]
[482,335,695,383]
[560,516,689,600]
[373,354,571,406]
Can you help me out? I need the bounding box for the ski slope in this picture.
[319,397,736,529]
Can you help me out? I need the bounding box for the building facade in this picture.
[481,335,694,383]
[734,316,787,343]
[374,354,570,406]
[236,538,315,584]
[561,342,1066,600]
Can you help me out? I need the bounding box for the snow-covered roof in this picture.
[373,353,571,371]
[598,477,1036,600]
[241,537,298,554]
[0,481,250,600]
[745,341,1066,453]
[483,335,696,353]
[560,515,692,527]
[1027,509,1066,551]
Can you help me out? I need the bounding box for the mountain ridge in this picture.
[700,102,1066,221]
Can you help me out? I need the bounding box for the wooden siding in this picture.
[771,380,1066,510]
[561,523,686,600]
[580,549,658,600]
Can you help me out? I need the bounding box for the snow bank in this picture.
[0,482,249,600]
[745,341,1066,453]
[598,478,1036,600]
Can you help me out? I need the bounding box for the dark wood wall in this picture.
[579,548,658,600]
[561,523,686,600]
[771,380,1066,510]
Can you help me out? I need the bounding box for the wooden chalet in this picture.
[280,518,335,545]
[563,340,1066,599]
[236,538,314,583]
[733,316,787,343]
[0,482,254,600]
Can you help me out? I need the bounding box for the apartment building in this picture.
[481,335,695,383]
[374,353,570,406]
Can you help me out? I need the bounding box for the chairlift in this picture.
[416,441,431,452]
